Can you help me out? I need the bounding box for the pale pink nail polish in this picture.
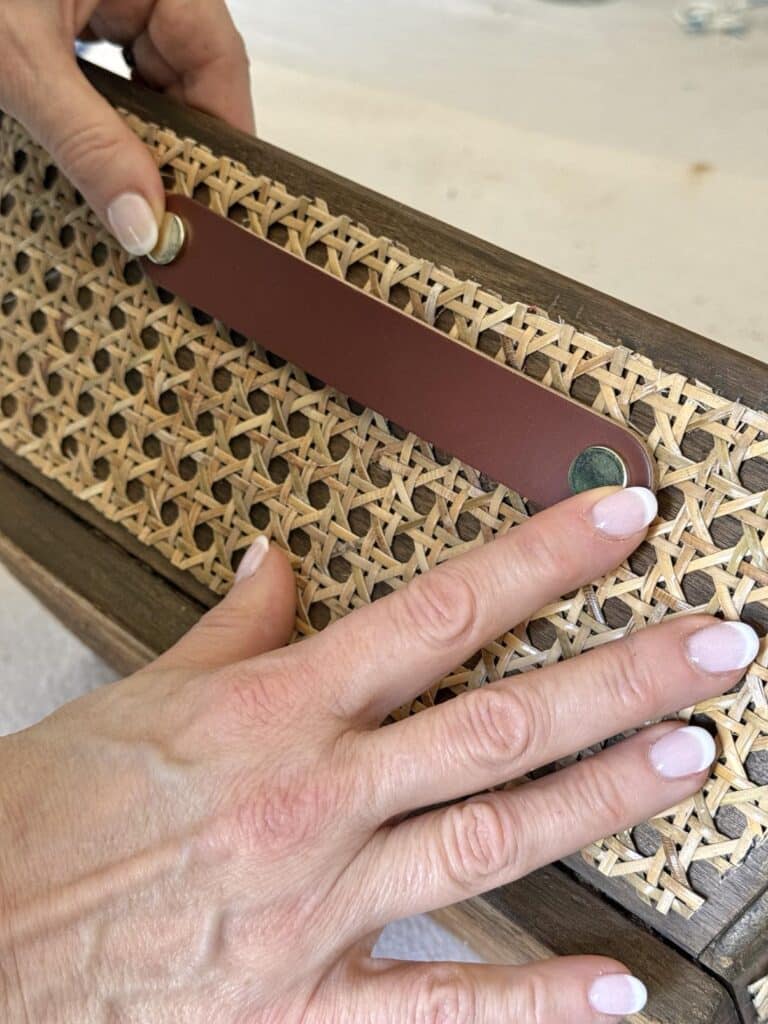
[588,974,648,1016]
[590,487,658,539]
[106,192,159,256]
[686,621,760,673]
[649,726,716,779]
[235,536,269,583]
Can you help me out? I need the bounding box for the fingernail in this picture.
[590,487,658,539]
[235,536,269,583]
[589,974,648,1017]
[687,621,760,673]
[106,192,159,256]
[649,726,716,779]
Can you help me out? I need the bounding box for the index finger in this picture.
[301,486,658,723]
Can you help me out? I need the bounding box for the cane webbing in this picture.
[0,109,766,921]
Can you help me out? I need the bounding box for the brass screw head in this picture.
[147,212,186,265]
[568,446,628,494]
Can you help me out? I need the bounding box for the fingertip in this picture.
[230,537,297,642]
[153,536,297,674]
[106,191,159,256]
[649,725,717,780]
[234,535,270,584]
[587,485,658,540]
[686,619,761,675]
[588,972,648,1017]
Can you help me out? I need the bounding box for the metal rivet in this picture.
[147,212,186,265]
[568,446,628,494]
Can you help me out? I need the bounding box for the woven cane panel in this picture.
[0,109,767,921]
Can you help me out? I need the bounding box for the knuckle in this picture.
[572,759,628,826]
[598,634,660,715]
[510,973,551,1023]
[401,565,479,651]
[408,965,477,1024]
[512,519,569,585]
[456,686,538,773]
[228,674,275,730]
[220,661,285,730]
[216,653,302,730]
[440,798,520,891]
[229,764,338,853]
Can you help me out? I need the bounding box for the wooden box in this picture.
[0,64,765,1023]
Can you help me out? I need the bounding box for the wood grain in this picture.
[436,866,741,1024]
[565,842,768,958]
[82,61,768,416]
[701,887,768,1024]
[0,444,217,613]
[0,462,204,669]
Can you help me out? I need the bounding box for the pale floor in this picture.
[234,0,767,362]
[1,0,766,965]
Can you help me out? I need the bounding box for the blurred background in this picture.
[231,0,767,359]
[2,0,766,963]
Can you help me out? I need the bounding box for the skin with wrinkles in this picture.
[0,10,753,1020]
[0,487,751,1022]
[0,1,255,238]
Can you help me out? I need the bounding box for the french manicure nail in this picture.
[235,536,269,583]
[649,726,716,779]
[588,974,648,1017]
[687,621,760,673]
[106,192,159,256]
[589,487,658,539]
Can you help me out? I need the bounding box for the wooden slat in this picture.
[565,842,768,957]
[701,887,768,1024]
[0,462,204,668]
[0,531,154,678]
[437,866,740,1024]
[0,443,217,613]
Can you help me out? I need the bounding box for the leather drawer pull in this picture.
[143,195,654,507]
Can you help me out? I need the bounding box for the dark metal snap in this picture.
[568,445,628,494]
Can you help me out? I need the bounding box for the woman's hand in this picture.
[0,487,758,1023]
[0,0,254,255]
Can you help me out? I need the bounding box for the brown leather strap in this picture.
[143,195,654,507]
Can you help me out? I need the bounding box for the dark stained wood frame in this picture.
[0,61,765,1023]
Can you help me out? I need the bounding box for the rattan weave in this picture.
[0,108,766,921]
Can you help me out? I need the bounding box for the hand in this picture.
[0,487,757,1022]
[0,0,254,255]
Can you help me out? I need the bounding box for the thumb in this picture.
[11,47,165,255]
[155,538,298,675]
